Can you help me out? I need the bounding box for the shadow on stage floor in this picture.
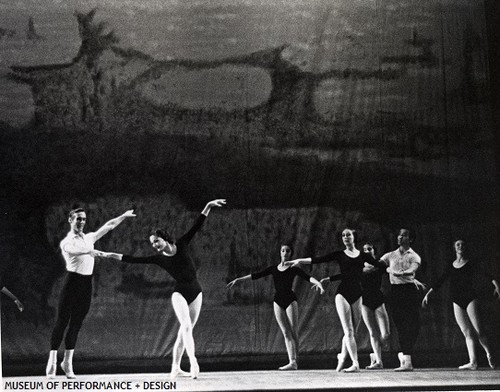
[3,369,500,392]
[3,353,500,392]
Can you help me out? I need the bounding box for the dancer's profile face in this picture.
[150,235,167,252]
[363,244,373,253]
[397,229,411,247]
[342,229,355,246]
[280,245,292,261]
[454,240,466,255]
[69,211,86,233]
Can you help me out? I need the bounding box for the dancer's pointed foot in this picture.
[487,355,497,369]
[279,361,298,371]
[46,362,57,378]
[336,354,347,372]
[366,361,383,369]
[61,362,76,379]
[342,363,360,373]
[190,360,200,379]
[170,367,190,379]
[458,362,478,370]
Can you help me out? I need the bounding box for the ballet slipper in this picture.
[46,361,57,378]
[365,353,383,369]
[342,363,360,373]
[190,360,200,379]
[336,353,347,372]
[366,361,383,369]
[46,350,57,378]
[61,362,76,379]
[61,349,76,379]
[170,366,190,379]
[394,355,413,372]
[279,361,298,371]
[487,355,497,369]
[458,362,478,370]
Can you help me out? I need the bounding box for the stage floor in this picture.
[3,368,500,392]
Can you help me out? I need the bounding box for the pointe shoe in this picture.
[366,361,383,369]
[342,363,360,373]
[336,354,347,372]
[458,362,478,370]
[190,361,200,379]
[170,366,190,379]
[61,362,76,379]
[487,355,497,369]
[366,353,383,369]
[279,361,298,371]
[46,361,57,378]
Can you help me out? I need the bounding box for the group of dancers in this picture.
[43,200,499,379]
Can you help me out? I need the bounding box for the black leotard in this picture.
[312,251,383,304]
[251,266,311,310]
[121,214,205,304]
[330,266,386,310]
[431,261,487,310]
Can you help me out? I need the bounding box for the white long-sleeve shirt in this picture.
[60,231,97,275]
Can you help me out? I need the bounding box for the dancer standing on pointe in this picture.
[422,239,499,369]
[285,229,387,372]
[227,244,324,370]
[46,207,136,378]
[380,227,424,372]
[98,199,226,379]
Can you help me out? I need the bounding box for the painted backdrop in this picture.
[1,0,499,374]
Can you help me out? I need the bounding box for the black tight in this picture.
[50,272,92,350]
[390,284,421,355]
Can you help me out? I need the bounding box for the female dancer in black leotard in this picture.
[227,244,324,370]
[422,239,500,369]
[285,229,386,372]
[98,199,225,379]
[322,243,391,369]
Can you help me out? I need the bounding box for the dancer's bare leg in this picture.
[274,302,299,370]
[171,292,202,378]
[335,295,361,372]
[454,303,478,370]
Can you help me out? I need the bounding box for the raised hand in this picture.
[283,260,301,268]
[311,282,325,295]
[413,279,427,290]
[15,300,24,312]
[226,279,238,289]
[122,209,136,218]
[207,199,226,208]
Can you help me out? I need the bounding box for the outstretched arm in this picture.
[321,274,342,284]
[94,250,123,261]
[1,287,24,312]
[226,274,251,289]
[201,199,226,216]
[94,209,136,241]
[284,258,312,268]
[387,260,420,276]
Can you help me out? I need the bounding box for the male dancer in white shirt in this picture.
[380,228,423,371]
[46,207,135,378]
